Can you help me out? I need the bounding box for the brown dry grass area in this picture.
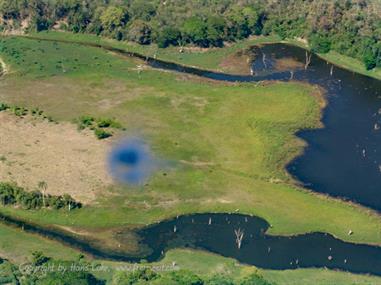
[57,225,143,255]
[219,51,252,75]
[274,57,304,72]
[0,77,147,121]
[0,112,113,204]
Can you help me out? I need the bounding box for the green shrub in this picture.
[206,275,234,285]
[94,128,112,139]
[0,103,10,111]
[75,116,123,137]
[239,273,276,285]
[96,118,122,129]
[169,270,204,285]
[10,106,28,116]
[363,50,377,70]
[32,251,50,266]
[0,183,19,205]
[31,107,43,116]
[29,260,104,285]
[114,268,158,285]
[309,33,331,54]
[76,115,95,130]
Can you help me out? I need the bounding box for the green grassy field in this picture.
[157,249,381,285]
[24,31,282,73]
[0,223,79,264]
[100,249,381,285]
[1,35,381,284]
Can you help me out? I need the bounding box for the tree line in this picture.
[0,0,380,70]
[0,182,81,210]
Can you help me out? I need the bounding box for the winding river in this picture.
[3,38,381,275]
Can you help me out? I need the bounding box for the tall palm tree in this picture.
[37,181,48,207]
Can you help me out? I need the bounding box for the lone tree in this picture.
[37,181,47,207]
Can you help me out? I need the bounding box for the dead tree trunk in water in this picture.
[305,51,312,70]
[234,228,244,249]
[262,53,267,69]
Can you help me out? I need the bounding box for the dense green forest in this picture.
[0,0,380,68]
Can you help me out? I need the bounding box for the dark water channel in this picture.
[138,214,381,275]
[2,211,381,276]
[6,38,381,276]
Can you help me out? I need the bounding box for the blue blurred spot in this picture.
[108,137,155,185]
[118,150,139,166]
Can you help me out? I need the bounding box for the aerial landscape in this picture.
[0,0,381,284]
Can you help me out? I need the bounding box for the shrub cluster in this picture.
[0,102,55,121]
[75,115,124,139]
[0,182,81,210]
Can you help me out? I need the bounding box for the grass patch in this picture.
[24,31,281,72]
[317,50,381,81]
[0,223,79,264]
[263,268,381,285]
[97,249,381,285]
[0,35,135,79]
[161,250,381,285]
